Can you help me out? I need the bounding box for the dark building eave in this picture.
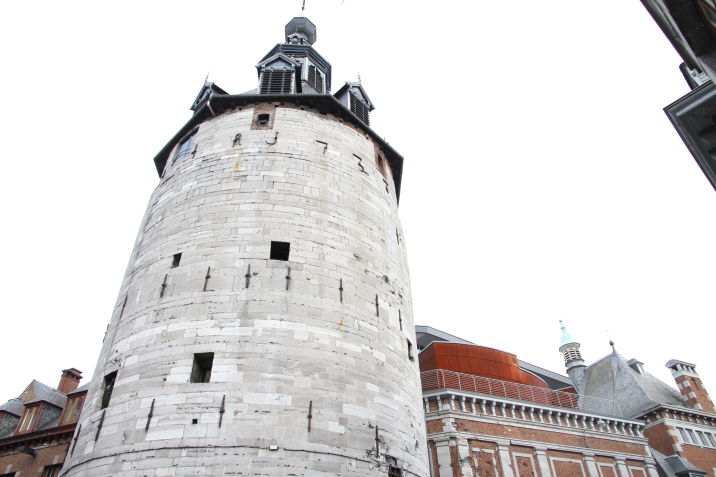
[260,44,332,77]
[0,423,75,450]
[664,80,716,191]
[153,94,404,202]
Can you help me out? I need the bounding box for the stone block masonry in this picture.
[60,104,428,477]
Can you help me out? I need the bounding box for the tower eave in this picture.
[153,93,404,202]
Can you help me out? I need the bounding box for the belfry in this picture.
[61,17,428,477]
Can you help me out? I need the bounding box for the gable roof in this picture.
[17,380,67,409]
[334,82,375,110]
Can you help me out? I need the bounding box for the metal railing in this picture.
[421,369,622,417]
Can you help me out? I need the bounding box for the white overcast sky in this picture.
[1,0,714,400]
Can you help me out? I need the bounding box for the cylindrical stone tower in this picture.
[61,17,428,477]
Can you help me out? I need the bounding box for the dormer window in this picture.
[350,93,370,125]
[173,130,197,164]
[59,394,85,425]
[16,404,40,433]
[260,69,293,94]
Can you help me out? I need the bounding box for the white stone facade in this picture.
[61,104,428,477]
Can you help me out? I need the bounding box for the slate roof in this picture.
[581,351,684,419]
[0,398,24,416]
[651,448,707,477]
[23,380,67,408]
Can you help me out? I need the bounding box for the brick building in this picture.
[0,369,86,477]
[417,325,716,477]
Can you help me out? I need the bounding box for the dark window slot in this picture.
[270,241,290,261]
[101,371,117,409]
[171,253,182,268]
[190,353,214,383]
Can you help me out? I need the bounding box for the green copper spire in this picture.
[559,320,577,347]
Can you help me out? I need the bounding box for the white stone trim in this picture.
[427,431,649,462]
[597,462,617,477]
[511,452,536,477]
[425,410,646,446]
[549,456,586,477]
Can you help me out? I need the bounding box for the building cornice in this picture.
[0,423,75,454]
[424,390,644,434]
[427,430,650,461]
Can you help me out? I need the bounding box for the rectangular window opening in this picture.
[407,339,414,361]
[388,466,403,477]
[270,241,290,261]
[41,466,62,477]
[172,253,182,268]
[17,406,39,433]
[60,395,85,425]
[190,353,214,383]
[257,114,270,127]
[173,131,197,164]
[376,154,387,177]
[101,371,117,409]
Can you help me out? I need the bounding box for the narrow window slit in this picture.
[190,353,214,383]
[172,253,182,268]
[101,371,117,409]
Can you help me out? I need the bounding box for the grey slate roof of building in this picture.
[24,380,67,408]
[581,350,684,419]
[651,448,707,477]
[0,398,25,416]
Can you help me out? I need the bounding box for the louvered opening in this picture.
[260,69,293,94]
[307,65,324,93]
[350,93,369,125]
[315,71,324,93]
[308,65,316,87]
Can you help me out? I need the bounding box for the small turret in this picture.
[559,321,586,392]
[256,17,331,95]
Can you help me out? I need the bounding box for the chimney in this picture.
[57,368,83,394]
[665,360,715,413]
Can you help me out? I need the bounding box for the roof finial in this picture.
[302,0,306,12]
[357,72,362,85]
[204,72,210,85]
[606,329,616,355]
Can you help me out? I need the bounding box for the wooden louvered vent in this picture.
[315,72,324,93]
[308,65,316,87]
[350,93,369,125]
[307,65,324,93]
[260,69,293,94]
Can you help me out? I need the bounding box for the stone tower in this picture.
[61,17,428,477]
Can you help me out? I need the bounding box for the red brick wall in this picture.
[453,418,647,456]
[680,444,716,477]
[675,375,716,414]
[470,441,501,477]
[643,421,676,456]
[0,441,68,476]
